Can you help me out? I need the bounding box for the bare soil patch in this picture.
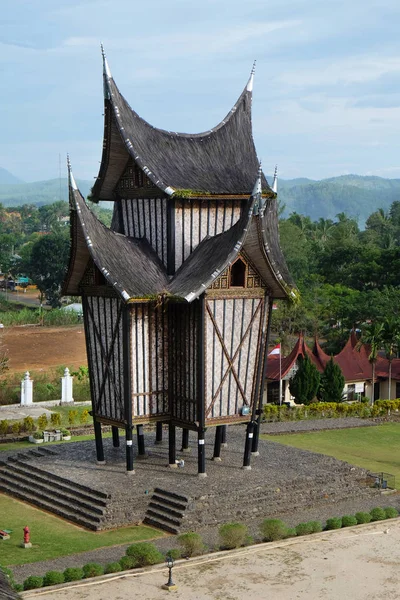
[2,326,87,373]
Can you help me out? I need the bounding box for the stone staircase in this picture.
[143,487,189,534]
[0,450,109,530]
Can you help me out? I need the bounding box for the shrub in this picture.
[23,416,36,432]
[119,556,137,571]
[80,409,90,425]
[260,519,289,542]
[11,421,21,435]
[286,528,297,538]
[61,428,70,437]
[63,567,84,582]
[308,520,323,533]
[50,412,62,428]
[125,543,164,566]
[166,549,182,560]
[219,522,249,549]
[325,517,342,530]
[23,575,44,590]
[43,571,65,586]
[38,413,48,430]
[82,563,104,578]
[104,562,122,574]
[14,583,23,593]
[177,532,206,557]
[295,522,314,536]
[355,512,372,524]
[68,410,78,426]
[0,420,9,436]
[370,507,387,521]
[384,507,399,519]
[33,430,44,439]
[341,515,358,527]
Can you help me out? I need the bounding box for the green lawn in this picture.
[262,423,400,483]
[0,433,111,453]
[0,494,164,566]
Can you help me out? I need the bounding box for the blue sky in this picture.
[1,0,400,183]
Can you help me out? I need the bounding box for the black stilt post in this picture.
[112,426,120,448]
[155,421,163,444]
[94,419,105,464]
[198,428,206,476]
[221,424,227,447]
[181,428,190,453]
[137,424,145,457]
[125,424,134,473]
[243,421,255,470]
[212,426,223,461]
[252,299,273,456]
[251,418,260,456]
[168,422,177,467]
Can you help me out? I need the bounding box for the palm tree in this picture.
[357,322,384,405]
[382,317,400,400]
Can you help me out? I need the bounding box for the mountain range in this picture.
[1,167,400,225]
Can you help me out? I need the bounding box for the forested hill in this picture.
[1,169,400,225]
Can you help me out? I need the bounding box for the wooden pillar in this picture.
[168,422,177,467]
[212,426,223,461]
[137,424,145,456]
[181,428,190,453]
[125,424,134,473]
[221,424,227,447]
[94,420,105,464]
[112,426,120,448]
[197,295,207,477]
[242,421,254,470]
[251,418,260,456]
[155,421,163,444]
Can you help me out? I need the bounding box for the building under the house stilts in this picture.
[63,51,295,476]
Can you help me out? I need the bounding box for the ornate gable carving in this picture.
[211,254,266,291]
[116,159,156,196]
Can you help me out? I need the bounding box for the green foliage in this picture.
[370,507,387,521]
[104,562,122,574]
[341,515,358,527]
[286,528,297,538]
[22,416,36,432]
[50,412,62,428]
[23,575,44,590]
[11,421,21,435]
[325,517,342,530]
[43,570,65,586]
[82,563,104,578]
[37,413,48,430]
[80,409,90,425]
[29,233,70,308]
[355,512,372,524]
[289,356,321,405]
[125,542,164,566]
[308,520,323,533]
[119,556,137,570]
[384,507,398,518]
[260,519,289,542]
[0,420,9,436]
[68,410,79,426]
[63,567,84,582]
[318,357,345,403]
[295,522,315,536]
[177,532,206,557]
[218,522,249,549]
[166,549,182,560]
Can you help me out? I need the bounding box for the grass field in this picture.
[0,494,164,566]
[0,432,111,453]
[262,423,400,483]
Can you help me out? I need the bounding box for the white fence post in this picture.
[61,367,74,404]
[20,371,33,405]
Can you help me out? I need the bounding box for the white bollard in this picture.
[20,371,33,405]
[61,367,74,404]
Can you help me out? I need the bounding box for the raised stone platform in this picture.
[0,420,389,532]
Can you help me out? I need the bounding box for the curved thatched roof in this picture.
[0,569,20,600]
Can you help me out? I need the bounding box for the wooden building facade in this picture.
[64,52,295,475]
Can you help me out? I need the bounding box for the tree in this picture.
[317,357,345,403]
[381,317,400,400]
[28,232,69,308]
[357,322,384,405]
[289,356,321,405]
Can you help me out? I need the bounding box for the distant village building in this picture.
[64,52,295,474]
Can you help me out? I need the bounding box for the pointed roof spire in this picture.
[246,60,256,92]
[272,165,278,194]
[67,155,78,191]
[252,162,262,214]
[101,43,112,79]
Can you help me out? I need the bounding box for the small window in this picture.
[230,259,246,287]
[94,267,107,286]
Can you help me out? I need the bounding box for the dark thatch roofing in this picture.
[91,65,270,201]
[64,183,168,299]
[0,569,20,600]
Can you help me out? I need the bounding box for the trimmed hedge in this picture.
[178,532,206,557]
[341,515,358,527]
[104,562,122,574]
[355,512,372,524]
[82,563,104,578]
[384,507,398,518]
[260,519,289,542]
[219,522,249,549]
[166,549,182,560]
[23,575,44,590]
[43,571,65,586]
[125,543,164,566]
[119,556,137,571]
[325,517,342,530]
[263,399,400,422]
[370,507,387,521]
[63,567,84,582]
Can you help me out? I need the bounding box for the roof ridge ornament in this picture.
[67,155,78,191]
[272,165,278,194]
[252,162,262,215]
[101,43,112,79]
[246,60,256,92]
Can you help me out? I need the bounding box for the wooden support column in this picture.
[112,426,120,448]
[137,424,145,457]
[155,421,163,444]
[125,424,134,473]
[94,420,105,464]
[168,423,177,467]
[123,304,134,474]
[221,424,227,447]
[181,428,190,453]
[198,428,206,475]
[242,421,254,470]
[212,426,223,461]
[197,295,207,477]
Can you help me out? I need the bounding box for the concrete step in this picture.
[142,516,179,535]
[154,487,188,503]
[146,508,181,527]
[148,501,184,520]
[152,493,187,512]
